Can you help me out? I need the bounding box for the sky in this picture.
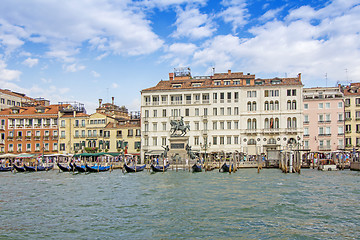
[0,0,360,113]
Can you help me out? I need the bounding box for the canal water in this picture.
[0,169,359,239]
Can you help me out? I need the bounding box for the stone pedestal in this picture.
[168,136,189,164]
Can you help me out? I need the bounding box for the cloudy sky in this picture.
[1,0,359,113]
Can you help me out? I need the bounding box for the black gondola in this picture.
[151,164,170,172]
[57,162,72,172]
[73,163,87,172]
[124,163,146,173]
[192,163,202,172]
[24,164,53,172]
[85,164,111,172]
[0,166,13,172]
[13,164,25,172]
[219,163,233,172]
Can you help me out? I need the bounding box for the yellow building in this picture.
[343,83,360,150]
[104,118,141,155]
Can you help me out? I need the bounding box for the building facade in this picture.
[141,69,304,160]
[0,89,34,110]
[303,87,345,152]
[0,105,61,154]
[343,83,360,151]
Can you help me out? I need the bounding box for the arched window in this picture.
[270,118,274,128]
[287,100,291,110]
[252,119,257,129]
[287,117,292,128]
[292,117,297,128]
[247,102,252,111]
[275,118,279,129]
[264,101,269,111]
[247,119,252,129]
[88,141,91,147]
[275,101,279,110]
[265,118,269,129]
[270,101,274,110]
[268,138,276,144]
[292,100,297,110]
[252,102,257,111]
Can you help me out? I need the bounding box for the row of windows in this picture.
[7,118,57,126]
[60,129,141,138]
[61,119,106,127]
[144,89,297,103]
[144,118,298,131]
[304,101,343,110]
[8,143,57,152]
[7,130,58,137]
[304,113,344,122]
[304,126,344,135]
[0,98,21,106]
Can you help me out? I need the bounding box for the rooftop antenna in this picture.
[325,73,328,87]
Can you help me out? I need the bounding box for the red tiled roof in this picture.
[0,104,62,117]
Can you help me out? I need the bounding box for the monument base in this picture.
[168,136,189,164]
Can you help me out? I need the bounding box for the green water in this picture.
[0,169,359,239]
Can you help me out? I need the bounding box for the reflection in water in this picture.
[0,169,359,239]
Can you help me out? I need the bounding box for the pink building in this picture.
[303,87,345,152]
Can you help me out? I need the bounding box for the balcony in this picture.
[7,136,13,141]
[263,128,280,134]
[186,100,191,104]
[16,136,23,140]
[44,136,49,140]
[319,145,331,151]
[245,129,258,135]
[161,101,167,105]
[337,145,345,150]
[25,136,32,140]
[285,128,297,134]
[303,121,309,124]
[303,134,310,138]
[152,101,159,106]
[202,100,210,104]
[52,136,58,140]
[345,118,352,121]
[34,136,41,140]
[171,101,182,105]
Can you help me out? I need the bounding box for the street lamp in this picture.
[200,141,211,170]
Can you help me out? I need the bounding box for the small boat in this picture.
[0,166,13,172]
[13,164,26,172]
[124,163,146,173]
[318,159,337,171]
[219,163,234,172]
[151,164,170,172]
[73,162,87,172]
[192,163,202,172]
[24,164,53,172]
[57,162,73,172]
[85,164,111,172]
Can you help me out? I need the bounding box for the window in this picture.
[194,137,199,145]
[213,108,217,116]
[128,129,133,136]
[153,123,157,131]
[195,122,199,131]
[227,107,231,115]
[61,131,65,138]
[213,136,217,145]
[346,124,351,132]
[204,108,208,116]
[234,107,239,115]
[220,108,224,115]
[213,121,217,130]
[227,121,231,129]
[304,103,308,109]
[220,122,224,130]
[153,137,157,146]
[162,109,166,117]
[195,108,199,116]
[144,110,149,118]
[227,136,231,144]
[338,102,343,108]
[53,143,58,151]
[26,143,31,151]
[153,110,157,117]
[326,114,331,122]
[220,137,224,145]
[325,103,330,109]
[234,136,239,144]
[162,137,166,146]
[304,115,309,123]
[318,103,323,109]
[214,81,221,86]
[162,123,166,131]
[338,113,343,121]
[304,128,309,136]
[234,121,239,129]
[61,120,65,127]
[318,114,324,122]
[319,127,324,135]
[185,109,190,116]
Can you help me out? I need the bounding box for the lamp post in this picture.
[200,141,211,171]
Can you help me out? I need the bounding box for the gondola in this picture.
[57,162,73,172]
[0,166,13,172]
[24,164,53,172]
[192,163,202,172]
[13,164,26,172]
[124,163,146,173]
[85,164,111,172]
[219,163,233,172]
[73,162,87,172]
[151,164,170,172]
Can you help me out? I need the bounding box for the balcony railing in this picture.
[319,145,331,151]
[263,128,280,134]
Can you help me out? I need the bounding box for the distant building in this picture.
[0,89,34,110]
[0,104,62,154]
[141,69,304,161]
[342,83,360,151]
[303,87,345,152]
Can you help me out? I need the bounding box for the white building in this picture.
[140,69,303,161]
[0,89,34,110]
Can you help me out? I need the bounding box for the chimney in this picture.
[169,72,174,81]
[228,70,231,75]
[298,73,302,81]
[99,99,102,108]
[112,97,114,105]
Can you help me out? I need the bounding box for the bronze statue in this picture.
[170,116,190,136]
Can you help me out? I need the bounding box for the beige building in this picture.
[141,69,304,160]
[343,83,360,151]
[0,89,34,110]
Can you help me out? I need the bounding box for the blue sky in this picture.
[1,0,360,113]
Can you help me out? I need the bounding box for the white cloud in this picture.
[0,0,164,61]
[259,7,284,22]
[0,59,22,81]
[112,83,119,88]
[219,0,248,32]
[22,58,39,68]
[172,7,216,39]
[91,70,100,78]
[41,78,52,83]
[63,63,86,73]
[162,42,197,66]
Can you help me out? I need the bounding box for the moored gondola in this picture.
[57,162,72,172]
[13,164,25,172]
[192,163,202,172]
[0,166,13,172]
[73,162,87,172]
[24,164,53,172]
[151,164,170,172]
[124,163,146,173]
[85,164,111,172]
[219,163,233,172]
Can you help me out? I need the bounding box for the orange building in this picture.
[0,105,63,154]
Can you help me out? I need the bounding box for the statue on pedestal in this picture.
[170,116,190,136]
